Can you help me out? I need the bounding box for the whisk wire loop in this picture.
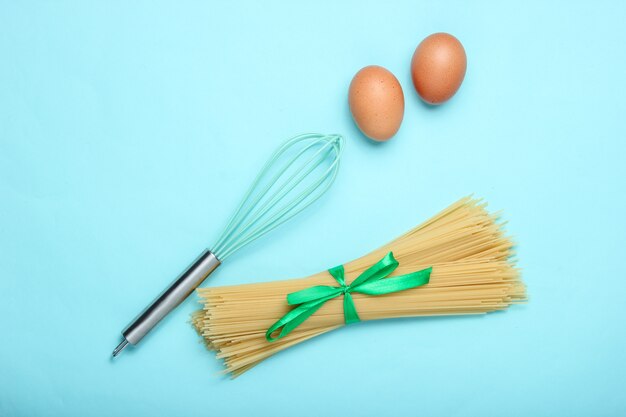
[212,133,344,261]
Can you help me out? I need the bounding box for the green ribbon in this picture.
[265,252,432,342]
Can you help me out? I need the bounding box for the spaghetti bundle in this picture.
[192,197,526,376]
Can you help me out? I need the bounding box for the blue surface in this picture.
[1,1,625,416]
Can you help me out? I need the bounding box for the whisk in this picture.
[112,133,344,357]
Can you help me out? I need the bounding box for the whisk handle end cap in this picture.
[112,339,129,357]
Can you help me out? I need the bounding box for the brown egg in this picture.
[411,33,467,105]
[348,65,404,141]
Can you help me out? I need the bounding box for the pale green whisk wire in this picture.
[211,133,344,261]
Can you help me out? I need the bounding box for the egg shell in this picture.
[348,65,404,141]
[411,33,467,105]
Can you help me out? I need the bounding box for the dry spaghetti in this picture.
[192,197,526,376]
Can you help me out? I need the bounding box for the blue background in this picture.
[1,1,625,416]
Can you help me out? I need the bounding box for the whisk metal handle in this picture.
[112,249,221,356]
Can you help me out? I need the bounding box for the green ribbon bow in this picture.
[265,252,432,342]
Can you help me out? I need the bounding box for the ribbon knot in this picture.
[265,252,432,342]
